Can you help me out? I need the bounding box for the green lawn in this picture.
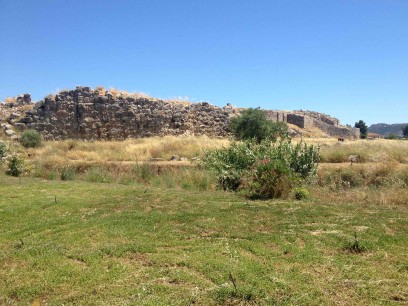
[0,176,407,305]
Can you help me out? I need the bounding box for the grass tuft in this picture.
[343,233,368,253]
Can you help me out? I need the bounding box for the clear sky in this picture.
[1,0,407,126]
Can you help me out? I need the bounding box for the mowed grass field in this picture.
[1,175,407,305]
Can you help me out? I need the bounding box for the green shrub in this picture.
[229,108,288,143]
[245,158,295,199]
[6,155,25,177]
[294,187,310,200]
[203,140,319,198]
[203,142,256,190]
[0,141,7,164]
[60,168,76,181]
[19,130,42,148]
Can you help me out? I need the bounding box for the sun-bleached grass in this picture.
[3,97,17,103]
[316,161,408,190]
[298,138,408,163]
[28,136,230,169]
[93,87,191,105]
[25,137,408,175]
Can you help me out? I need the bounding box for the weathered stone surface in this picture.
[1,87,359,140]
[16,87,239,140]
[265,109,359,138]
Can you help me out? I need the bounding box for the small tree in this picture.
[19,130,42,148]
[229,108,288,143]
[6,155,25,177]
[354,120,368,139]
[402,125,408,138]
[0,142,7,165]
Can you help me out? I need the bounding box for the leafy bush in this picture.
[203,140,320,198]
[6,155,25,177]
[294,187,310,200]
[229,108,288,143]
[203,142,256,190]
[19,130,42,148]
[0,142,7,164]
[245,158,295,199]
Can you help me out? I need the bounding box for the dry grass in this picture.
[93,86,152,99]
[317,162,408,190]
[25,137,408,174]
[94,87,192,105]
[298,138,408,163]
[3,97,17,104]
[28,136,230,169]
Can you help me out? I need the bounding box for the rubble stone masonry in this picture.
[1,86,359,140]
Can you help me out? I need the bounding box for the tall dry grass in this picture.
[316,162,408,189]
[28,135,230,169]
[298,138,408,163]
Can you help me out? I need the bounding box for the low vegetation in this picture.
[203,140,319,198]
[0,136,408,304]
[0,141,7,164]
[19,130,42,148]
[0,175,407,305]
[5,154,25,177]
[27,136,228,168]
[305,138,408,163]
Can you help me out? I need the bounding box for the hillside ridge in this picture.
[369,123,407,137]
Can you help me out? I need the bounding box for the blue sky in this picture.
[1,0,407,126]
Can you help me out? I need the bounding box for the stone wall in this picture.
[312,118,360,138]
[264,109,358,138]
[4,86,359,140]
[265,110,288,123]
[18,87,239,140]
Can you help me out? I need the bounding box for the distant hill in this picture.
[368,123,408,136]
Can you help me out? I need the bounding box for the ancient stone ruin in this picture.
[1,86,359,140]
[265,110,360,138]
[16,87,240,140]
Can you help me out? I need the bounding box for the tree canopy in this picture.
[229,108,288,143]
[354,120,368,139]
